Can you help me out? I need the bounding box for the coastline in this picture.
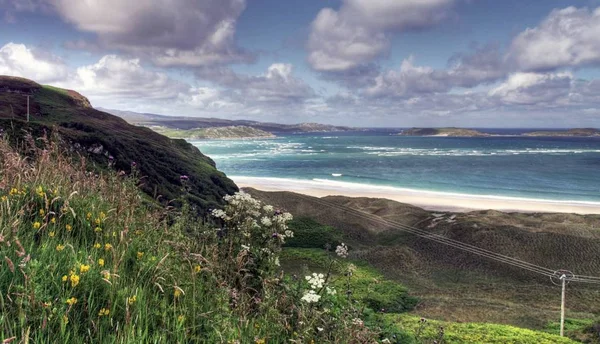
[231,176,600,214]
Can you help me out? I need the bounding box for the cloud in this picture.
[196,63,315,104]
[364,45,505,98]
[34,0,252,67]
[0,42,70,83]
[488,72,574,106]
[307,0,456,72]
[506,7,600,72]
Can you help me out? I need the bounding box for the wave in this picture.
[361,148,600,157]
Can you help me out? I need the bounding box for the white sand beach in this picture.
[232,176,600,214]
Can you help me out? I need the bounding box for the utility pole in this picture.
[552,270,573,337]
[560,274,566,337]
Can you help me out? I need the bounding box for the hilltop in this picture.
[398,127,490,137]
[101,108,353,134]
[0,76,238,214]
[151,125,276,139]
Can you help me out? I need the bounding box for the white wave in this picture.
[331,173,343,177]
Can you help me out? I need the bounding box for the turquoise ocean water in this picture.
[190,129,600,203]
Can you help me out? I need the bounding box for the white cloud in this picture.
[507,7,600,71]
[307,0,455,72]
[488,72,573,106]
[0,42,69,83]
[43,0,251,66]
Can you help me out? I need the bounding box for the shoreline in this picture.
[231,176,600,214]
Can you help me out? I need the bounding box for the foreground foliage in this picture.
[0,135,379,343]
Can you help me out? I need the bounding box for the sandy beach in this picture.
[232,176,600,214]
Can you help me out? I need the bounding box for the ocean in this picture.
[190,129,600,203]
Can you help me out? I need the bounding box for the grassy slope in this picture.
[247,188,600,341]
[0,76,238,213]
[151,125,276,139]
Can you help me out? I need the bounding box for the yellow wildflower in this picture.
[255,339,266,344]
[79,264,90,274]
[98,258,105,267]
[101,271,111,280]
[53,188,59,196]
[100,212,106,220]
[177,315,185,322]
[0,195,6,202]
[49,231,55,238]
[39,209,45,216]
[62,315,69,324]
[98,308,110,316]
[56,244,65,251]
[62,275,68,282]
[33,222,41,230]
[66,297,77,306]
[128,295,137,305]
[86,212,92,220]
[36,186,44,197]
[69,274,80,287]
[66,224,72,231]
[94,227,102,232]
[174,288,182,298]
[95,218,101,225]
[104,243,112,251]
[136,251,144,259]
[194,265,202,273]
[9,188,18,196]
[93,243,101,249]
[51,217,56,224]
[134,229,143,236]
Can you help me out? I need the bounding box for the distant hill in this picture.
[523,128,600,137]
[0,76,238,213]
[100,108,353,134]
[152,125,276,139]
[398,127,490,137]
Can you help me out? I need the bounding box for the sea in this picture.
[189,129,600,204]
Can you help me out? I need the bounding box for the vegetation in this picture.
[394,315,578,344]
[0,76,238,214]
[285,217,343,249]
[398,128,490,137]
[0,135,401,343]
[523,128,600,137]
[151,125,276,139]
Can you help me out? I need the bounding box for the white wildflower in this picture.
[260,217,272,227]
[352,318,364,326]
[211,209,226,219]
[317,327,324,332]
[335,243,348,258]
[274,257,280,266]
[305,273,325,289]
[326,287,336,295]
[263,205,274,212]
[241,244,250,251]
[301,290,321,303]
[284,230,294,238]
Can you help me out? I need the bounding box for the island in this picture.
[523,128,600,137]
[150,125,277,139]
[398,127,490,137]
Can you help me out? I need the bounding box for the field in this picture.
[248,188,600,342]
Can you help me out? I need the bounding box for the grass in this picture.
[393,314,579,344]
[1,76,238,214]
[0,136,390,343]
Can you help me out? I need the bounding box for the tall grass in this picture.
[0,133,380,343]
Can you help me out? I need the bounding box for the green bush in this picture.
[363,281,419,313]
[285,217,343,249]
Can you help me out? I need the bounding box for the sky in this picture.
[1,0,600,127]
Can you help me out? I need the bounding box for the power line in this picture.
[292,193,600,284]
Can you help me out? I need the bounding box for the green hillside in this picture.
[0,76,237,213]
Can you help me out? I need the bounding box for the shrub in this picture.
[285,217,343,249]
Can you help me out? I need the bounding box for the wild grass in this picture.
[0,134,380,343]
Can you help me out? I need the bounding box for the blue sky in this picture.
[1,0,600,127]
